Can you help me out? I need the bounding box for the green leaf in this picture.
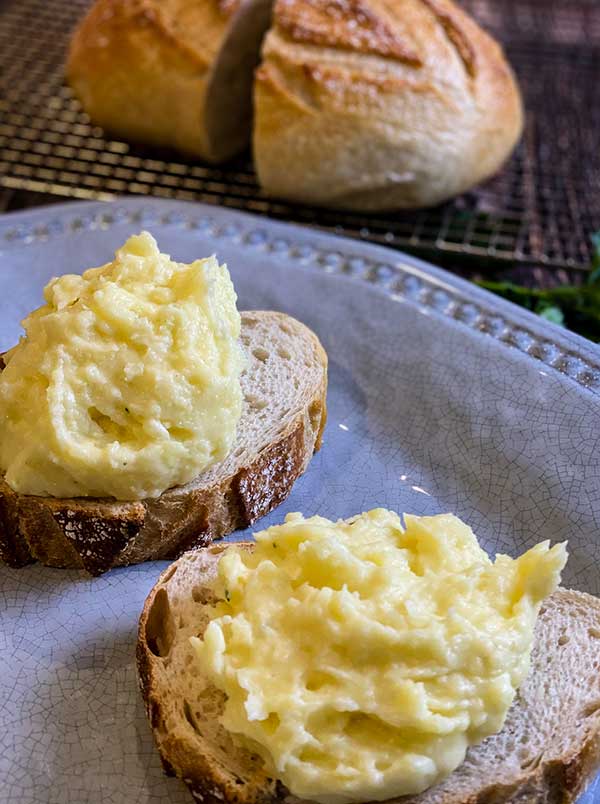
[475,280,600,342]
[587,230,600,285]
[536,304,564,326]
[474,231,600,342]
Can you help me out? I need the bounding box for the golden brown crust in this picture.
[418,0,476,77]
[0,312,328,576]
[66,0,272,162]
[276,0,422,65]
[254,0,524,210]
[68,0,226,77]
[66,0,210,158]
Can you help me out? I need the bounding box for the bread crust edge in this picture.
[137,542,280,804]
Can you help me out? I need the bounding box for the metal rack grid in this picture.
[0,0,599,273]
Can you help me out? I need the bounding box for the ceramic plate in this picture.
[1,199,599,803]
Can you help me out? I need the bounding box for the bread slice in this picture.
[0,311,327,575]
[66,0,273,163]
[138,543,600,804]
[253,0,523,210]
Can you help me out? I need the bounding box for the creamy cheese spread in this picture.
[0,232,243,499]
[193,509,566,803]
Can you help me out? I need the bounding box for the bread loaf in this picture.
[66,0,273,162]
[253,0,524,210]
[0,312,327,575]
[67,0,522,208]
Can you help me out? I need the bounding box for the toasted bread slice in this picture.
[138,543,600,804]
[0,312,327,575]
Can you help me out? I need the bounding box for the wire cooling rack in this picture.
[0,0,599,273]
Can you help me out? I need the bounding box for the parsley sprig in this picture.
[476,233,600,342]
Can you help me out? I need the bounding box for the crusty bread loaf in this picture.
[138,543,600,804]
[66,0,273,162]
[67,0,522,207]
[253,0,524,210]
[0,312,327,575]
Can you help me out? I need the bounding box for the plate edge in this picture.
[1,197,599,395]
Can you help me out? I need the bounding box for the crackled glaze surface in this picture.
[1,199,599,803]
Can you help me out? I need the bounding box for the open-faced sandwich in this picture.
[139,509,600,804]
[0,233,327,574]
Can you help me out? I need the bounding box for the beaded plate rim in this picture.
[1,197,599,394]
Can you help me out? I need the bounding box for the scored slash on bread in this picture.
[253,0,523,210]
[0,312,327,576]
[138,543,600,804]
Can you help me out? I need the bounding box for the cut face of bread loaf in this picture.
[253,0,524,210]
[66,0,274,162]
[0,312,327,575]
[138,543,600,804]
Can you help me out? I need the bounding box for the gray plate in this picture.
[1,198,599,804]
